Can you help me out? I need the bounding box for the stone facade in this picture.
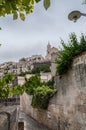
[0,44,58,78]
[40,72,52,82]
[45,42,58,61]
[20,52,86,130]
[0,55,44,78]
[17,76,25,86]
[17,72,52,85]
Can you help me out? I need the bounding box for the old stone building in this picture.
[0,55,45,78]
[0,43,58,78]
[45,42,58,61]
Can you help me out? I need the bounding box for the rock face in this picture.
[0,106,18,130]
[20,52,86,130]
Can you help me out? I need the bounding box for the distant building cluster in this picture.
[0,43,58,79]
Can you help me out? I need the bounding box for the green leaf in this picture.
[20,13,25,21]
[22,0,30,5]
[0,0,35,20]
[5,2,12,14]
[0,0,3,4]
[43,0,50,10]
[13,12,18,20]
[35,0,41,3]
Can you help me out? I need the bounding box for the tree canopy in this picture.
[0,0,86,21]
[0,73,25,98]
[0,0,51,20]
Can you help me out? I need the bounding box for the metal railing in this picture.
[0,97,20,106]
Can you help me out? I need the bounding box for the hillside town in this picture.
[1,1,86,130]
[0,43,58,80]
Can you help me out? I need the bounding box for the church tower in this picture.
[45,42,58,61]
[47,42,51,55]
[45,42,51,61]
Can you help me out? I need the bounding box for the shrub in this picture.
[24,74,56,109]
[0,73,25,98]
[31,64,51,74]
[31,85,57,109]
[24,74,41,95]
[46,77,54,87]
[56,33,86,75]
[18,71,31,76]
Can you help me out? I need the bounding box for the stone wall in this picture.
[20,53,86,130]
[0,106,18,130]
[0,113,8,130]
[51,52,58,77]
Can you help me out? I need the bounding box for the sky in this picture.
[0,0,86,63]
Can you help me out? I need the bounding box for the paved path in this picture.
[19,111,50,130]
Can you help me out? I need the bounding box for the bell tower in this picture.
[45,42,51,61]
[45,42,58,61]
[47,42,51,54]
